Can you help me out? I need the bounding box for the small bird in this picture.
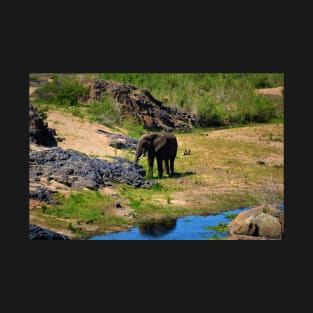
[182,149,191,156]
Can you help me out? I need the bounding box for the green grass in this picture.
[45,190,112,220]
[35,190,133,238]
[120,117,146,139]
[224,213,238,220]
[204,223,229,232]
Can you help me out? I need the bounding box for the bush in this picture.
[121,117,146,139]
[88,95,121,127]
[197,98,225,126]
[253,96,276,122]
[34,76,89,106]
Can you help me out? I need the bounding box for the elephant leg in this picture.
[169,158,175,177]
[148,156,154,178]
[164,159,170,175]
[157,158,163,179]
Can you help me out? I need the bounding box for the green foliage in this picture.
[166,194,172,204]
[31,103,49,120]
[121,117,146,138]
[224,213,238,220]
[98,73,283,127]
[204,223,228,232]
[41,203,48,213]
[88,95,121,127]
[129,197,142,210]
[197,97,225,126]
[34,75,89,106]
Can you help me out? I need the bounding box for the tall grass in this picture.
[98,73,284,126]
[87,95,121,127]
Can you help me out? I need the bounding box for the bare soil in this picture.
[46,111,128,160]
[255,86,283,97]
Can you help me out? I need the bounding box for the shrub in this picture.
[253,96,276,122]
[197,98,225,126]
[34,76,89,106]
[88,95,121,127]
[121,117,146,139]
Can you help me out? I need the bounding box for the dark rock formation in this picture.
[29,186,58,203]
[87,80,197,132]
[29,147,155,202]
[29,103,57,147]
[29,224,70,240]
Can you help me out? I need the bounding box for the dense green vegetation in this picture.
[31,73,284,130]
[34,75,89,106]
[98,73,284,126]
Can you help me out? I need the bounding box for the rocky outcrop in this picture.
[87,80,197,132]
[29,224,70,240]
[29,147,155,202]
[29,103,57,147]
[228,206,284,239]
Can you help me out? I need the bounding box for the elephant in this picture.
[134,133,178,179]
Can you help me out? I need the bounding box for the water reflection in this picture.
[138,218,177,236]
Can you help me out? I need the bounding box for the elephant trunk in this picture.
[134,155,139,164]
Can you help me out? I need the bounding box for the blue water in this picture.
[89,207,253,240]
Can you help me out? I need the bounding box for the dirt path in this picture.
[255,86,283,97]
[46,111,129,159]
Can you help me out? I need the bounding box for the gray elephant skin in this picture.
[134,133,178,178]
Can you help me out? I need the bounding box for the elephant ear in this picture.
[153,136,167,152]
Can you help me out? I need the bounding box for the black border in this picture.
[5,7,302,277]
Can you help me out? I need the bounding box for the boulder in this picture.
[228,206,284,239]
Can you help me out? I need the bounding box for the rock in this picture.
[96,129,138,150]
[86,80,197,132]
[29,224,69,240]
[228,206,284,239]
[29,147,155,202]
[225,235,274,240]
[29,103,57,147]
[29,186,57,203]
[256,160,266,165]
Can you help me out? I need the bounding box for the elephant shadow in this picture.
[148,171,195,179]
[170,171,195,178]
